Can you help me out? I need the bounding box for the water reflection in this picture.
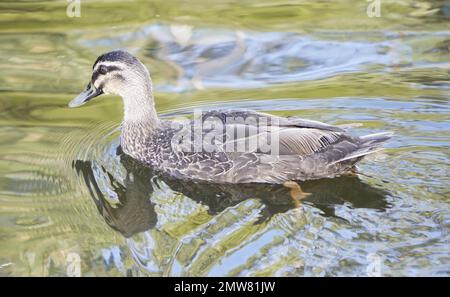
[74,156,157,238]
[0,0,449,277]
[73,144,389,275]
[82,24,398,91]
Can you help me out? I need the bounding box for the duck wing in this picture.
[225,127,392,183]
[276,127,344,156]
[167,110,391,183]
[200,109,346,156]
[201,109,345,132]
[213,123,344,157]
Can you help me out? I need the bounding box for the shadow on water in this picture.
[73,146,389,239]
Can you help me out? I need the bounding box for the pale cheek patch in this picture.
[102,75,126,95]
[93,76,106,89]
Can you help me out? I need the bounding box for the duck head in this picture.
[69,50,158,124]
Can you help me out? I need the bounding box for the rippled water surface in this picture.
[0,1,449,276]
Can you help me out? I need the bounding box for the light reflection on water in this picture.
[0,1,449,276]
[73,139,392,276]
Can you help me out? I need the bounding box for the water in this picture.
[0,1,449,276]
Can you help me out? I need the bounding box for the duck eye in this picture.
[99,66,108,75]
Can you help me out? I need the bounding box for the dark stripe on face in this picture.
[113,74,125,82]
[91,65,123,84]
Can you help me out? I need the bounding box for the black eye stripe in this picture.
[91,65,123,83]
[99,65,108,75]
[104,66,122,72]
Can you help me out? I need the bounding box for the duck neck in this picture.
[120,79,160,163]
[121,78,160,137]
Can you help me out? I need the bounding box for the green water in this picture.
[0,0,449,276]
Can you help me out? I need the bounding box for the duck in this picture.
[69,50,392,184]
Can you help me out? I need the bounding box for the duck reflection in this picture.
[73,147,389,239]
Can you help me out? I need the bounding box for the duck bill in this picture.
[68,83,103,108]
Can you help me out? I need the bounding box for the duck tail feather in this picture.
[359,131,394,145]
[329,132,393,166]
[329,147,384,165]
